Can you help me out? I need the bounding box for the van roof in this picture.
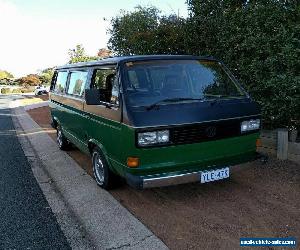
[56,55,217,70]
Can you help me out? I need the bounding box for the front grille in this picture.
[170,119,243,145]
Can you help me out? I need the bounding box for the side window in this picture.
[92,69,119,105]
[54,71,68,94]
[67,71,88,96]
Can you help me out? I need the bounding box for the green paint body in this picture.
[50,101,258,179]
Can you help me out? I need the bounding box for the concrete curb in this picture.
[23,101,49,111]
[9,98,49,110]
[12,106,168,250]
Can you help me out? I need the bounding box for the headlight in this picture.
[241,119,260,132]
[138,130,169,146]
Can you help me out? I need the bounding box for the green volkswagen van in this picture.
[50,55,261,190]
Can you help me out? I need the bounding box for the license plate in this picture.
[200,167,230,183]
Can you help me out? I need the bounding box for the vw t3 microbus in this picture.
[50,55,261,189]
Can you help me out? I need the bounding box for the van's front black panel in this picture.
[170,118,258,145]
[127,98,261,128]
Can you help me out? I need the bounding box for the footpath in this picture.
[11,101,167,250]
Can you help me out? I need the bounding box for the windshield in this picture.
[123,60,246,107]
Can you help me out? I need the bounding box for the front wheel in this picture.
[92,147,119,190]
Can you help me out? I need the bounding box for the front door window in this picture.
[92,69,119,105]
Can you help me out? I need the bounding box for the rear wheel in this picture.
[92,147,119,190]
[56,125,70,150]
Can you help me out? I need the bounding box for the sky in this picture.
[0,0,188,77]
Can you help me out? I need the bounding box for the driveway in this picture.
[0,95,70,249]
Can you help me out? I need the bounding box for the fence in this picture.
[258,129,300,163]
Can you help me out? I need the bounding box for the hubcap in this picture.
[93,152,105,185]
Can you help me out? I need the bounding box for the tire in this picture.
[56,125,70,150]
[92,147,119,190]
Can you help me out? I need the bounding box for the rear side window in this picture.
[67,71,88,96]
[54,71,68,94]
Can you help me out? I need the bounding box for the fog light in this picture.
[127,157,139,168]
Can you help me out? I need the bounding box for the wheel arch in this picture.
[51,116,59,129]
[88,139,110,164]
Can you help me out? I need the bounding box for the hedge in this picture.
[21,88,34,93]
[108,1,300,129]
[1,88,12,94]
[12,88,22,94]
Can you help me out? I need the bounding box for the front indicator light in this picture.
[127,157,139,168]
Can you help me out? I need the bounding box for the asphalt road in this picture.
[0,95,70,249]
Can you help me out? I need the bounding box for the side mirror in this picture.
[85,89,101,105]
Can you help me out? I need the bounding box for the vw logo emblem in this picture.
[205,126,216,138]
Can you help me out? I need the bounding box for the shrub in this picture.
[21,88,34,93]
[12,88,22,94]
[1,88,12,94]
[185,1,300,128]
[18,74,41,86]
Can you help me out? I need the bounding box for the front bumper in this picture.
[124,150,259,189]
[126,168,226,189]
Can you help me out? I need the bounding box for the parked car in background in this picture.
[35,85,50,95]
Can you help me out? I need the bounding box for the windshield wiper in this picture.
[204,94,244,99]
[203,94,244,106]
[146,97,204,111]
[203,94,227,98]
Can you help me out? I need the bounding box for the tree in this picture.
[97,48,113,58]
[18,74,41,87]
[107,2,300,128]
[68,44,99,63]
[108,6,160,55]
[107,6,187,55]
[0,70,14,80]
[186,0,300,128]
[154,15,187,54]
[38,67,54,85]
